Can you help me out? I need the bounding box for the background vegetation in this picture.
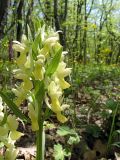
[0,0,120,159]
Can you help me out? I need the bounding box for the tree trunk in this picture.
[17,0,24,42]
[25,0,34,37]
[0,0,10,40]
[62,0,68,49]
[54,0,64,46]
[83,0,87,65]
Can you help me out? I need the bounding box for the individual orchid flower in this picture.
[48,81,62,99]
[53,61,71,89]
[13,35,29,67]
[12,77,33,106]
[7,115,18,131]
[13,70,28,80]
[47,81,69,123]
[12,35,28,53]
[7,115,24,140]
[45,96,68,123]
[21,78,33,91]
[24,53,32,69]
[12,87,27,106]
[44,36,59,47]
[0,100,23,160]
[5,136,21,160]
[39,33,60,56]
[56,112,68,123]
[5,146,19,160]
[55,61,71,78]
[33,59,45,80]
[12,41,25,53]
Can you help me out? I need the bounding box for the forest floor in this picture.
[16,64,120,160]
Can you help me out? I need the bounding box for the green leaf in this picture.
[106,99,118,111]
[0,112,7,126]
[86,124,102,138]
[112,142,120,148]
[44,107,52,120]
[0,142,4,148]
[0,155,4,160]
[57,126,76,136]
[0,91,30,122]
[63,148,71,157]
[32,33,41,57]
[34,80,45,105]
[46,47,62,76]
[112,130,120,137]
[67,134,80,145]
[53,144,65,160]
[27,25,33,41]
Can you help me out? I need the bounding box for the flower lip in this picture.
[12,41,22,45]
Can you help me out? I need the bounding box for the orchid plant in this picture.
[0,97,23,160]
[0,21,71,160]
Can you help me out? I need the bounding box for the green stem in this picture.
[36,101,44,160]
[35,80,45,160]
[107,102,119,150]
[36,119,43,160]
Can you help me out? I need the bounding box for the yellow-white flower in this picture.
[39,34,60,57]
[21,79,33,91]
[5,147,19,160]
[13,35,29,67]
[48,81,62,99]
[56,112,68,123]
[53,61,71,89]
[33,61,45,80]
[55,61,71,78]
[7,115,24,140]
[12,41,26,53]
[12,87,27,106]
[33,54,46,80]
[46,81,69,123]
[12,35,28,53]
[44,36,59,47]
[7,115,18,131]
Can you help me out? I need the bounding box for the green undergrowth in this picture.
[73,63,120,87]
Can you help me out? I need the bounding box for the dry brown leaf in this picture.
[83,150,96,160]
[93,139,107,157]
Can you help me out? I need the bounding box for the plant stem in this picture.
[107,102,119,150]
[36,100,44,160]
[35,81,45,160]
[36,120,43,160]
